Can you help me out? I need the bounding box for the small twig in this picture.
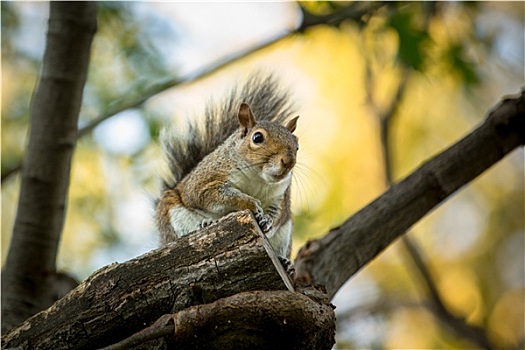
[337,296,492,350]
[402,237,493,349]
[400,237,443,311]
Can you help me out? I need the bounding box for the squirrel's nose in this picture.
[280,154,296,169]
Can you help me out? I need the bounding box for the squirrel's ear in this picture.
[238,103,256,137]
[285,116,299,133]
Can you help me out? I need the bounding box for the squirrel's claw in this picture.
[254,210,273,233]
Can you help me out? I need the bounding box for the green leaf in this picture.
[387,10,429,71]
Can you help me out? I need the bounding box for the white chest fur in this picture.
[228,167,291,208]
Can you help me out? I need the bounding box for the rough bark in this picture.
[1,212,333,350]
[295,91,525,299]
[102,289,335,350]
[162,289,335,350]
[1,2,97,332]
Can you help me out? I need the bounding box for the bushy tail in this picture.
[160,74,296,189]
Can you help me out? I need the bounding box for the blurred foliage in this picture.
[83,2,174,115]
[386,6,429,71]
[2,1,524,348]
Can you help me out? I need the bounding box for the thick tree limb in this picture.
[294,90,525,299]
[101,290,335,350]
[2,212,319,350]
[1,2,97,332]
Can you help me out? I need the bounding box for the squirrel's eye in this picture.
[252,131,264,144]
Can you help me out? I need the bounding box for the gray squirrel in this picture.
[155,75,299,259]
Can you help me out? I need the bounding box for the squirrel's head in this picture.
[237,103,299,183]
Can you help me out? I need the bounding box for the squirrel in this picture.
[155,75,299,259]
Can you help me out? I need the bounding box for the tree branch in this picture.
[1,212,307,349]
[1,2,97,332]
[100,290,335,350]
[294,90,525,299]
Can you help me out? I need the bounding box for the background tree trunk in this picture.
[1,2,97,332]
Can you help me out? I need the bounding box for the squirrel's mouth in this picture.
[264,170,291,183]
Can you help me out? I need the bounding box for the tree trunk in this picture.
[1,2,97,332]
[295,91,525,299]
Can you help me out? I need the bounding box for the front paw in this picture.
[199,218,215,229]
[254,210,273,233]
